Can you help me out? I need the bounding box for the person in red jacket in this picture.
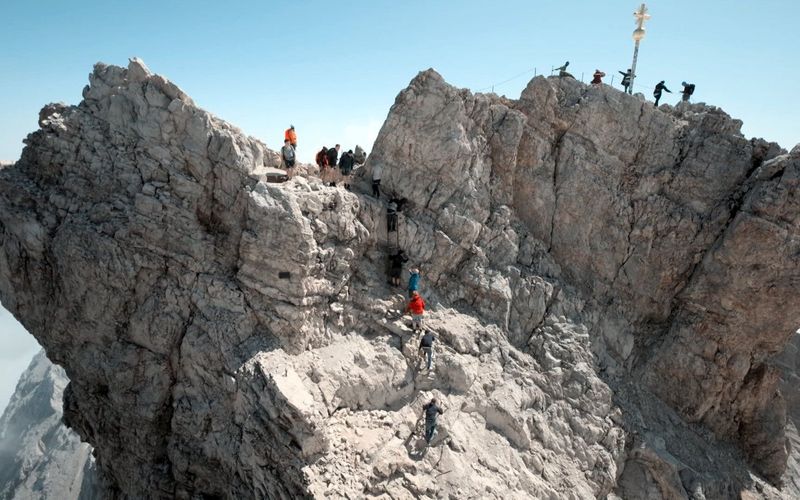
[285,125,297,149]
[591,69,605,85]
[406,291,425,332]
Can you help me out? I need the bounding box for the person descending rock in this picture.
[281,139,296,178]
[680,81,696,102]
[354,144,367,165]
[653,81,671,107]
[339,150,355,190]
[418,329,436,371]
[619,69,632,93]
[372,162,383,198]
[422,398,444,444]
[591,69,606,85]
[285,125,297,149]
[326,144,340,186]
[406,291,425,332]
[387,198,398,232]
[408,267,420,298]
[388,249,408,287]
[315,146,329,182]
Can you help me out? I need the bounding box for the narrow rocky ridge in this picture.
[0,59,798,498]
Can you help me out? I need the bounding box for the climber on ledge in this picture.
[281,139,296,179]
[653,81,671,107]
[339,149,355,190]
[680,81,696,102]
[406,291,425,332]
[326,145,340,186]
[422,398,444,444]
[591,69,605,85]
[315,146,329,181]
[408,267,420,298]
[371,163,382,198]
[554,61,572,78]
[388,249,407,287]
[285,125,297,149]
[619,69,632,93]
[387,198,398,232]
[419,329,436,371]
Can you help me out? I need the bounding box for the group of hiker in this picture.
[555,61,696,106]
[278,124,443,446]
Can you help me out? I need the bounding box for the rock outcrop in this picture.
[0,351,99,500]
[0,59,798,498]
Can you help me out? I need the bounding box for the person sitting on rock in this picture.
[418,329,436,371]
[339,150,355,190]
[281,139,296,179]
[422,398,444,444]
[408,267,420,298]
[388,249,407,287]
[406,291,425,332]
[591,69,606,85]
[555,61,572,78]
[653,81,671,107]
[285,125,297,149]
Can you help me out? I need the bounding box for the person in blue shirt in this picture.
[408,268,420,298]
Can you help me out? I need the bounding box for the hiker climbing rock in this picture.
[408,267,420,298]
[372,163,383,198]
[284,125,297,149]
[406,291,425,332]
[680,81,695,102]
[326,144,340,186]
[418,329,436,371]
[339,150,355,190]
[591,69,605,85]
[619,69,632,93]
[653,81,671,107]
[388,249,408,287]
[281,139,296,178]
[422,398,444,444]
[354,144,367,165]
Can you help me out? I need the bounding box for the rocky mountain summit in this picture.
[0,58,798,499]
[0,351,99,499]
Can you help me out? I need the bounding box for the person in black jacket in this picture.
[680,81,695,102]
[339,150,355,190]
[326,145,340,186]
[388,249,408,287]
[419,330,435,370]
[422,398,444,444]
[653,81,671,107]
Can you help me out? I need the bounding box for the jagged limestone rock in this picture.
[0,60,797,498]
[0,351,100,500]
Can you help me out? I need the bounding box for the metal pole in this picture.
[630,39,640,94]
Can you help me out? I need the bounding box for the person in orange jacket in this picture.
[285,125,297,149]
[406,291,425,332]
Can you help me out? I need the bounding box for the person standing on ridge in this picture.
[388,249,408,287]
[422,398,444,444]
[285,125,297,149]
[408,267,420,298]
[339,149,355,190]
[653,81,671,107]
[371,163,383,198]
[315,146,329,181]
[619,69,632,93]
[418,329,436,371]
[281,139,296,179]
[326,144,340,186]
[406,291,425,332]
[680,81,696,102]
[591,69,605,85]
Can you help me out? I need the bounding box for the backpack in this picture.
[685,84,695,95]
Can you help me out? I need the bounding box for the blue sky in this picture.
[1,0,799,410]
